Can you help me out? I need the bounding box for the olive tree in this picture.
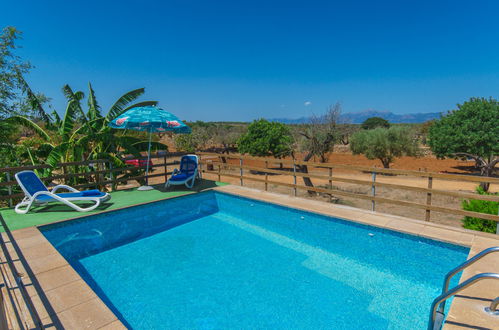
[295,103,341,191]
[174,122,210,153]
[350,126,419,168]
[209,123,242,154]
[429,97,499,190]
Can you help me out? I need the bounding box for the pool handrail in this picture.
[438,246,499,313]
[428,272,499,330]
[485,297,499,315]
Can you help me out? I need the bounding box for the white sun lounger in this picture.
[165,154,201,189]
[14,170,111,214]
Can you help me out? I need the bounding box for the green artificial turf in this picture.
[0,180,228,232]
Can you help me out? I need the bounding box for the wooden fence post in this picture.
[62,164,67,185]
[371,171,377,211]
[6,170,12,208]
[265,160,268,191]
[426,176,433,221]
[293,159,297,196]
[97,162,103,190]
[164,153,168,182]
[328,167,333,203]
[109,160,115,191]
[239,157,243,186]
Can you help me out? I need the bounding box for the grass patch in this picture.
[0,180,227,232]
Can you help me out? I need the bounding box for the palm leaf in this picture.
[59,100,78,141]
[62,85,87,122]
[25,146,37,166]
[6,116,52,141]
[113,136,143,158]
[46,143,69,167]
[87,82,102,121]
[18,76,52,124]
[132,141,167,151]
[51,110,61,124]
[37,143,54,158]
[106,153,125,168]
[105,88,145,121]
[70,117,105,142]
[62,84,74,101]
[123,101,158,112]
[75,131,104,147]
[62,85,84,102]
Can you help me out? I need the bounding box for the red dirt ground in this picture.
[224,152,478,175]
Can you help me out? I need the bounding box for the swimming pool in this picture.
[40,191,468,329]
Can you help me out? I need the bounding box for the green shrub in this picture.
[237,119,293,158]
[462,186,499,233]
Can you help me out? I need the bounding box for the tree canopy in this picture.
[350,126,419,168]
[361,116,390,130]
[428,97,499,179]
[237,119,293,158]
[0,27,31,118]
[0,26,49,121]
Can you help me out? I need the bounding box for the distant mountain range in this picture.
[270,110,442,124]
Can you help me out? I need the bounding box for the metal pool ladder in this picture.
[428,246,499,330]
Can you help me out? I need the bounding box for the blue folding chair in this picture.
[14,171,111,214]
[165,155,201,189]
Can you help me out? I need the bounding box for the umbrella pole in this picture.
[139,128,154,191]
[145,129,152,184]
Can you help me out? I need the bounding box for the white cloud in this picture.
[304,101,312,106]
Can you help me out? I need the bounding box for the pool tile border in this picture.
[1,184,498,329]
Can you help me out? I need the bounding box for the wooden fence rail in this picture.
[197,152,499,224]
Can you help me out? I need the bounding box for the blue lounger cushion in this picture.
[35,190,107,202]
[169,173,195,181]
[165,154,199,189]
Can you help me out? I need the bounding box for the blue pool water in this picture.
[40,191,469,329]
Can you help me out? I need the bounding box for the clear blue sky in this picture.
[3,0,499,121]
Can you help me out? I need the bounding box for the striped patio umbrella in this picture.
[108,105,191,190]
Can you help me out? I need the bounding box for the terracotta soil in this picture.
[224,151,479,175]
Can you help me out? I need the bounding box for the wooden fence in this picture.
[198,152,499,225]
[2,151,498,225]
[0,152,188,207]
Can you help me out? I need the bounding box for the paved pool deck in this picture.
[1,184,498,329]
